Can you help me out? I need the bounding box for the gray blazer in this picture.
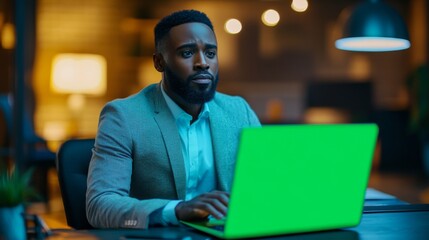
[86,84,260,229]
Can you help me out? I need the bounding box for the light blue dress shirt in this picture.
[156,84,216,225]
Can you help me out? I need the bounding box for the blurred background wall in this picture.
[0,0,428,173]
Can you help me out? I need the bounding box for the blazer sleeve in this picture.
[86,101,169,229]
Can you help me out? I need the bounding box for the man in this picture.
[86,9,260,229]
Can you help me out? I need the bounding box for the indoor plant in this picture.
[0,167,36,240]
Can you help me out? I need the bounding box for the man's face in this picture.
[159,22,219,105]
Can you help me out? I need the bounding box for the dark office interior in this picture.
[1,0,429,234]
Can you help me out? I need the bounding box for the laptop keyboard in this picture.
[204,216,226,231]
[209,225,225,231]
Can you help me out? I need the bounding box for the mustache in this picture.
[188,71,214,81]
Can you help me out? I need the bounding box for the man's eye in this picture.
[181,50,193,58]
[206,51,216,59]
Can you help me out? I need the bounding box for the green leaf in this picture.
[0,168,39,207]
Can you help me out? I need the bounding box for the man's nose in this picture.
[194,52,209,70]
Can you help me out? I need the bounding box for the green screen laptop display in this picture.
[182,124,379,239]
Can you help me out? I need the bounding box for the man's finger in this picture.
[193,201,225,219]
[203,191,230,206]
[200,197,228,216]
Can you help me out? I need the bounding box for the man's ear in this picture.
[153,53,165,72]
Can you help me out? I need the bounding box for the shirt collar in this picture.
[160,82,210,122]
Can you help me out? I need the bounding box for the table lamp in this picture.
[50,53,107,112]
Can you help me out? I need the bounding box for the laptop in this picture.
[182,123,379,239]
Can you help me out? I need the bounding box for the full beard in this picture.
[164,67,219,104]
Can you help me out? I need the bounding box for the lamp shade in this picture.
[51,53,107,95]
[335,0,410,52]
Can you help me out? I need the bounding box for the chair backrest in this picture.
[56,138,95,229]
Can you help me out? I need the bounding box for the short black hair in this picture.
[154,9,214,52]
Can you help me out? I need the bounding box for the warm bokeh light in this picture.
[304,107,350,124]
[1,23,15,49]
[265,99,284,122]
[43,121,68,141]
[67,94,86,112]
[224,18,242,34]
[51,53,107,95]
[261,9,280,27]
[291,0,309,13]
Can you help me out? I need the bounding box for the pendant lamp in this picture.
[335,0,410,52]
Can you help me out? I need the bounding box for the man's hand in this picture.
[175,190,229,221]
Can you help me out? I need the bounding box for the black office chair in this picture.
[56,138,95,229]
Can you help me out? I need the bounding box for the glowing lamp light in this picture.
[51,53,107,112]
[51,54,107,95]
[262,9,280,27]
[336,37,410,52]
[225,19,242,34]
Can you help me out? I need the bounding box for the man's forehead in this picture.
[167,22,217,45]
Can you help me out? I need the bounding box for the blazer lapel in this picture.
[209,101,234,192]
[152,85,186,200]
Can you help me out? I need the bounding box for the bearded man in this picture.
[86,9,260,229]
